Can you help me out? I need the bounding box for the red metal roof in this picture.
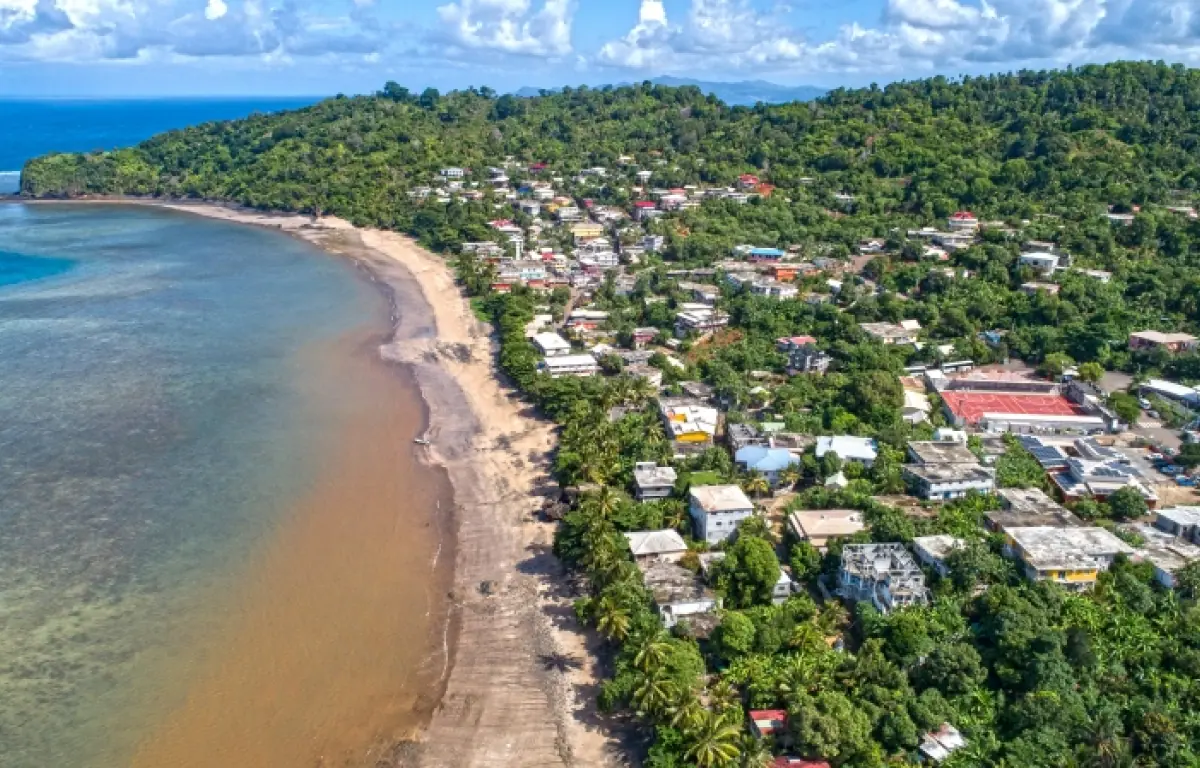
[774,759,831,768]
[634,201,657,208]
[950,211,977,219]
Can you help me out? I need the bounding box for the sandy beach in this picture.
[72,199,626,767]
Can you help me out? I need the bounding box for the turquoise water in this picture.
[0,249,75,286]
[0,203,374,767]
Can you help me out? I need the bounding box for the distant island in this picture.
[515,77,826,105]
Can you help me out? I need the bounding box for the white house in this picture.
[633,462,678,501]
[440,167,466,178]
[904,463,995,501]
[533,332,572,357]
[639,559,721,630]
[815,436,878,467]
[689,485,755,545]
[539,354,598,378]
[624,529,688,562]
[1018,251,1062,275]
[913,535,966,577]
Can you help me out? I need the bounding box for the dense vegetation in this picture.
[22,61,1200,766]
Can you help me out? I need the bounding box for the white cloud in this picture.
[435,0,574,57]
[204,0,227,21]
[0,0,390,62]
[597,0,1200,78]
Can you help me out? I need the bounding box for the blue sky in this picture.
[0,0,1198,96]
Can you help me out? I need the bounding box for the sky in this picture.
[0,0,1198,97]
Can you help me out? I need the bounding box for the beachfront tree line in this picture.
[20,61,1200,764]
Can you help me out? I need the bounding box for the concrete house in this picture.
[787,509,865,551]
[1018,251,1062,275]
[1125,523,1200,589]
[533,332,572,357]
[638,559,720,631]
[1154,506,1200,545]
[1004,526,1134,590]
[624,529,688,562]
[1129,330,1199,354]
[838,543,930,613]
[539,354,598,378]
[689,485,755,545]
[633,462,678,502]
[815,436,878,467]
[920,723,967,763]
[749,709,788,739]
[905,463,996,501]
[735,445,800,486]
[913,535,966,577]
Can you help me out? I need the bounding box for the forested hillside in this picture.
[21,62,1200,768]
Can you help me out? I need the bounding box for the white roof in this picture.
[1008,526,1134,570]
[789,509,865,540]
[690,484,753,513]
[913,535,966,561]
[542,354,598,369]
[1144,379,1199,399]
[816,436,878,462]
[1158,506,1200,527]
[624,530,688,557]
[533,332,571,353]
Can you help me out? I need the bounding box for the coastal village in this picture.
[433,156,1200,766]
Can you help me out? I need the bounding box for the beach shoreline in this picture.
[19,197,624,766]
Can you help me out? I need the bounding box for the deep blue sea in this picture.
[0,203,377,767]
[0,98,318,193]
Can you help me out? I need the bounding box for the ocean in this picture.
[0,98,319,193]
[0,203,448,768]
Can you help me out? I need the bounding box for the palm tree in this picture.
[707,678,742,720]
[684,711,743,767]
[594,595,631,642]
[667,685,708,734]
[632,633,671,673]
[660,498,688,530]
[737,734,775,768]
[777,465,802,492]
[741,471,770,499]
[632,668,677,720]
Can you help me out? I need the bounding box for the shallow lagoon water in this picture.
[0,203,440,768]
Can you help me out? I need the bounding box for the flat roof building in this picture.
[533,332,572,357]
[633,462,678,501]
[638,559,720,631]
[539,353,598,378]
[787,509,866,551]
[904,463,995,501]
[1154,506,1200,545]
[912,535,966,577]
[838,543,929,613]
[1004,526,1133,590]
[689,485,755,545]
[907,441,980,466]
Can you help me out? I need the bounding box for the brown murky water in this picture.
[129,333,454,768]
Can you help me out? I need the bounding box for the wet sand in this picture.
[129,326,455,767]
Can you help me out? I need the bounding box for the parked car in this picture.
[1148,410,1160,419]
[1177,477,1197,487]
[1161,465,1182,476]
[1138,398,1152,410]
[1148,453,1166,462]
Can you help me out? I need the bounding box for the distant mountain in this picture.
[514,78,826,106]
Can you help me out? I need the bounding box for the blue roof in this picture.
[735,445,799,472]
[749,247,786,257]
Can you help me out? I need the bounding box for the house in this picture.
[1129,330,1199,354]
[907,441,979,466]
[533,332,572,357]
[902,390,933,424]
[639,559,720,630]
[749,709,787,738]
[746,247,787,262]
[777,335,818,353]
[919,723,967,763]
[773,760,831,768]
[770,264,799,282]
[1075,268,1112,283]
[912,535,966,577]
[1019,251,1062,275]
[660,398,719,452]
[727,423,766,452]
[787,509,865,550]
[631,327,659,348]
[749,279,800,300]
[738,174,761,190]
[787,344,832,375]
[1049,457,1157,509]
[837,543,930,613]
[735,446,801,486]
[904,463,995,501]
[772,570,798,604]
[689,485,755,545]
[539,354,598,378]
[1021,281,1060,295]
[633,462,678,501]
[1106,211,1136,226]
[633,201,661,220]
[675,308,729,338]
[815,436,878,467]
[946,211,979,232]
[1153,506,1200,545]
[624,529,688,562]
[1004,526,1134,590]
[860,321,920,345]
[571,222,605,244]
[626,363,663,388]
[1124,523,1200,589]
[440,167,466,178]
[990,488,1081,533]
